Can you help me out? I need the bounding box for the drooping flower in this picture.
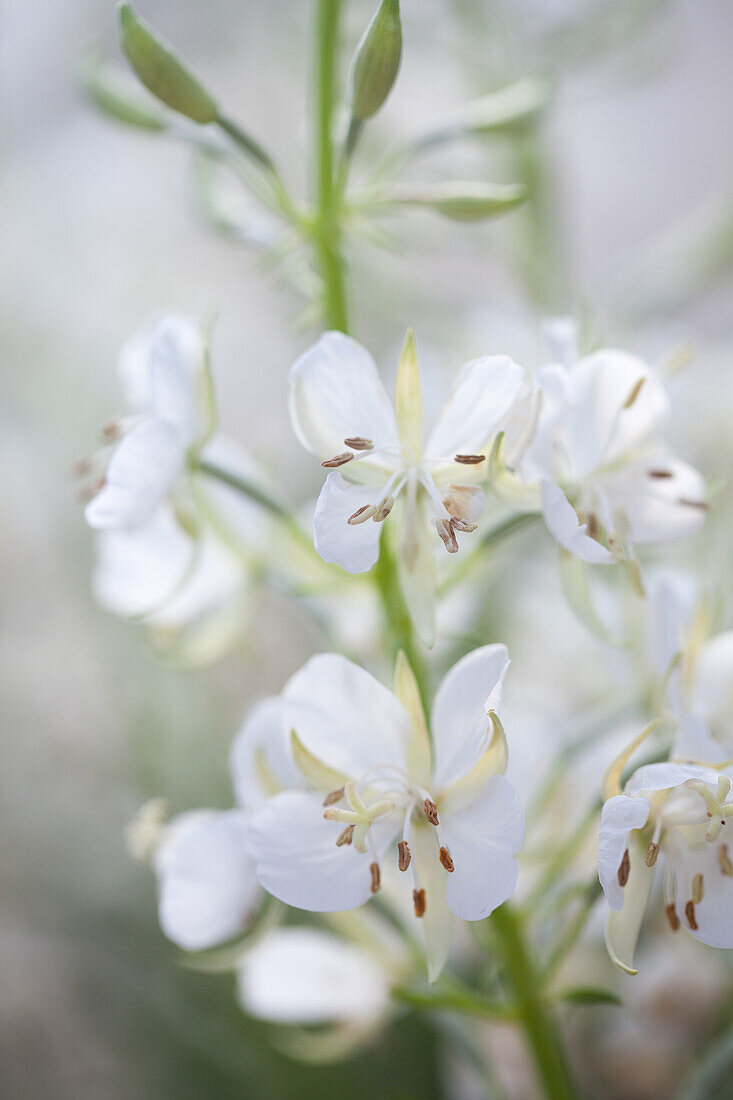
[247,645,524,981]
[598,727,733,974]
[491,325,707,567]
[289,330,527,644]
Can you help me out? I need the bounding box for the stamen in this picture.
[645,842,660,867]
[648,469,673,479]
[585,512,601,541]
[439,846,455,872]
[70,455,95,479]
[454,454,486,465]
[398,840,411,871]
[623,377,646,408]
[336,825,354,846]
[436,518,458,554]
[413,887,426,917]
[665,903,681,932]
[450,516,478,533]
[344,437,373,450]
[678,498,709,510]
[718,843,733,877]
[101,417,124,441]
[617,848,631,887]
[323,787,345,806]
[692,873,704,904]
[322,452,354,468]
[423,798,440,826]
[374,495,395,522]
[684,900,698,930]
[348,505,376,525]
[370,862,381,894]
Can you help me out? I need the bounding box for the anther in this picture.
[370,862,381,893]
[77,475,106,502]
[718,843,733,877]
[617,848,631,887]
[678,498,709,510]
[70,456,94,478]
[336,825,355,846]
[450,516,478,533]
[692,873,704,904]
[344,437,373,450]
[348,504,377,525]
[373,496,394,522]
[398,840,411,871]
[439,846,455,872]
[101,418,124,441]
[585,512,601,541]
[413,888,426,917]
[322,452,354,468]
[665,903,681,932]
[454,454,486,465]
[684,899,698,930]
[423,798,440,826]
[436,519,458,554]
[323,787,345,806]
[623,377,646,409]
[648,469,673,479]
[645,842,660,867]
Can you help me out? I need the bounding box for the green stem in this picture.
[313,0,349,331]
[372,529,430,709]
[491,905,576,1100]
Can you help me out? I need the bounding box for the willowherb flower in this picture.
[491,323,707,568]
[598,728,733,975]
[289,329,526,644]
[247,645,524,981]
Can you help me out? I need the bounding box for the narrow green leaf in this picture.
[83,50,167,131]
[555,987,622,1007]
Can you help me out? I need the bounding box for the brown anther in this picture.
[623,377,646,409]
[323,787,345,807]
[347,504,377,525]
[322,452,354,468]
[718,843,733,877]
[678,498,709,511]
[70,456,94,479]
[423,798,440,826]
[76,475,106,503]
[648,469,673,479]
[454,454,486,465]
[370,861,381,893]
[450,516,478,533]
[336,825,355,847]
[617,848,631,888]
[101,418,123,441]
[439,846,455,872]
[437,520,459,554]
[413,888,426,917]
[645,842,660,867]
[344,437,373,451]
[398,840,411,871]
[585,512,601,541]
[374,496,394,522]
[665,903,681,932]
[692,873,704,904]
[684,899,698,930]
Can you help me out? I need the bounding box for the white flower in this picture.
[289,330,526,644]
[493,331,707,565]
[598,743,733,974]
[247,645,524,981]
[85,314,212,529]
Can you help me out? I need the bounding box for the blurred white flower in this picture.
[599,752,733,975]
[289,329,526,644]
[248,646,524,981]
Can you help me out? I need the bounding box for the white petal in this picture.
[155,810,258,951]
[542,316,578,368]
[597,795,650,911]
[288,332,398,470]
[603,458,706,545]
[441,774,524,921]
[410,822,454,983]
[237,928,389,1024]
[689,631,733,730]
[540,480,614,563]
[117,321,157,411]
[431,644,510,791]
[230,697,301,811]
[396,497,437,648]
[673,717,728,763]
[151,534,245,629]
[624,761,719,796]
[247,791,389,911]
[605,834,656,974]
[313,474,383,573]
[282,653,410,779]
[671,835,733,949]
[149,314,205,441]
[85,418,183,529]
[425,355,526,461]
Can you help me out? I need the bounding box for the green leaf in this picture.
[83,50,167,131]
[385,181,528,222]
[117,3,218,124]
[555,986,622,1007]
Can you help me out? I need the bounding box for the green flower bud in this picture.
[349,0,402,121]
[385,181,528,222]
[82,50,167,131]
[116,3,218,124]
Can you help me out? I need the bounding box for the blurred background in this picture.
[2,0,732,1096]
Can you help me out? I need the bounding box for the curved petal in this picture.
[247,791,391,911]
[598,795,650,911]
[237,928,389,1024]
[155,810,258,951]
[313,474,383,573]
[673,717,728,763]
[425,355,526,463]
[542,317,578,368]
[149,533,244,630]
[282,654,411,780]
[672,835,733,949]
[85,418,183,529]
[605,834,655,975]
[624,761,719,797]
[230,697,301,811]
[288,332,398,470]
[431,644,510,791]
[603,458,706,545]
[149,314,205,441]
[690,631,733,731]
[441,774,524,921]
[540,480,614,563]
[409,821,454,983]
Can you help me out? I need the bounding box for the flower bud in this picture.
[83,50,167,131]
[117,3,218,124]
[349,0,402,121]
[386,181,528,222]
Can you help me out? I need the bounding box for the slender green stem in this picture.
[313,0,349,331]
[491,905,576,1100]
[372,530,430,708]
